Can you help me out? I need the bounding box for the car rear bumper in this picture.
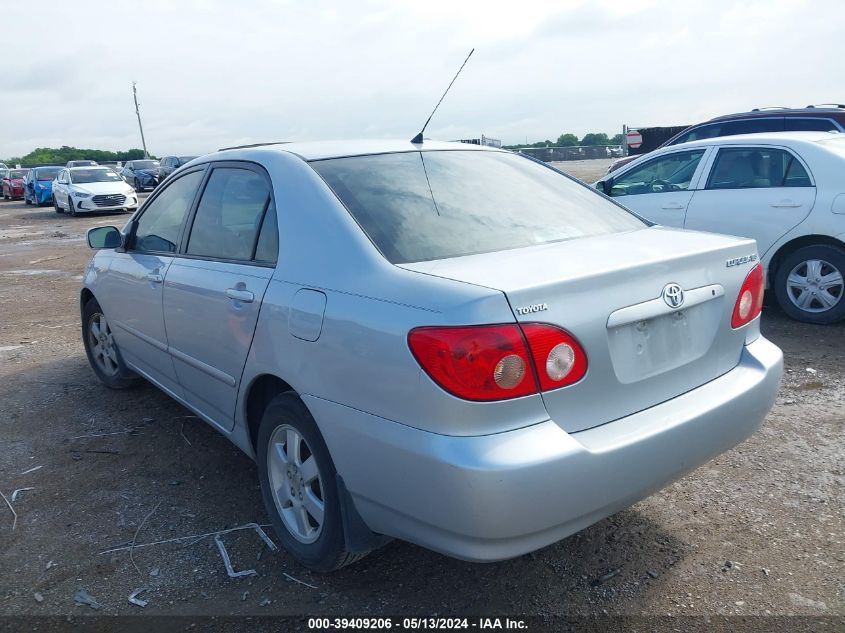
[305,335,782,562]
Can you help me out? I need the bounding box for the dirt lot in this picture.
[0,160,842,626]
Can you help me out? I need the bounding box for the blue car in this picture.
[24,166,62,206]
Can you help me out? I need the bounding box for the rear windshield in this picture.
[132,160,160,170]
[311,150,645,264]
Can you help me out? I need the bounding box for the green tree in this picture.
[4,146,153,166]
[556,133,579,147]
[580,133,610,146]
[610,133,623,145]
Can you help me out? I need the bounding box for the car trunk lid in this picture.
[400,226,759,433]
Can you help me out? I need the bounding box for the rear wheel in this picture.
[81,298,140,388]
[257,393,369,572]
[774,244,845,324]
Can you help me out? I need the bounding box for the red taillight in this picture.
[731,262,765,328]
[521,323,588,390]
[407,323,587,401]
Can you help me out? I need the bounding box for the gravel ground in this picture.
[0,161,842,628]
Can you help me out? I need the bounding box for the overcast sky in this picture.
[1,0,841,157]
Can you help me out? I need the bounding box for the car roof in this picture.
[68,165,111,171]
[709,107,845,122]
[212,139,498,162]
[660,131,842,150]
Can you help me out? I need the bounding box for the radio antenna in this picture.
[411,48,474,144]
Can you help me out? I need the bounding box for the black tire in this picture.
[24,195,31,205]
[81,298,140,389]
[68,198,77,217]
[54,197,63,213]
[134,178,143,193]
[773,244,845,324]
[256,393,368,572]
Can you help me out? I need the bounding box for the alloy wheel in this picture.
[267,424,325,544]
[88,313,119,376]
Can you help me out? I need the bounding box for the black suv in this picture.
[158,155,198,181]
[609,104,845,172]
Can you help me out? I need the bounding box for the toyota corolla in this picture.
[80,140,782,571]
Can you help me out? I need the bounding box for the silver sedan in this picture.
[81,140,782,571]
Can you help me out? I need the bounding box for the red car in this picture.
[1,168,29,200]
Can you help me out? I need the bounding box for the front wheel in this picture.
[773,244,845,324]
[257,393,369,572]
[134,178,143,192]
[81,298,140,388]
[54,197,63,213]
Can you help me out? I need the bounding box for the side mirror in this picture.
[87,226,122,250]
[595,179,610,195]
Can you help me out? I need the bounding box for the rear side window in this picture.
[311,151,644,264]
[254,200,279,263]
[671,118,783,145]
[784,117,841,132]
[134,170,203,253]
[706,148,812,189]
[187,167,271,261]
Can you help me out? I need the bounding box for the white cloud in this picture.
[0,0,840,157]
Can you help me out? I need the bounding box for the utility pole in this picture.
[132,81,149,158]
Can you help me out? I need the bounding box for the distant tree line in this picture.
[2,146,152,166]
[504,132,623,150]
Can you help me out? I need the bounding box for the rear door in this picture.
[162,162,278,431]
[684,145,816,258]
[98,168,206,394]
[606,148,712,226]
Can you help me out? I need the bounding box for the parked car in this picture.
[66,160,99,168]
[121,159,161,191]
[595,131,845,324]
[0,162,8,171]
[609,105,845,173]
[52,167,138,216]
[2,168,29,200]
[158,155,198,181]
[81,140,782,571]
[23,166,62,206]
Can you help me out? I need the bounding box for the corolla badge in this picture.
[662,283,685,309]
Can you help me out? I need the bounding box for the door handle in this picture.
[660,202,685,210]
[226,288,254,303]
[771,200,801,208]
[145,273,163,283]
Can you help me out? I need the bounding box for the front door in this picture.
[99,168,205,394]
[162,164,278,431]
[606,148,711,227]
[684,146,816,258]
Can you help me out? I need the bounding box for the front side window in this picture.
[134,170,203,253]
[312,150,645,264]
[706,148,812,189]
[186,167,271,261]
[609,150,706,197]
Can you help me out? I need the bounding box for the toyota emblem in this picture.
[662,283,684,309]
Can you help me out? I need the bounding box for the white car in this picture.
[52,167,139,217]
[595,131,845,324]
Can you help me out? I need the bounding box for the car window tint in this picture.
[134,170,203,253]
[313,151,645,264]
[784,118,840,132]
[719,118,783,136]
[187,167,270,261]
[706,148,812,189]
[609,150,705,197]
[254,200,278,263]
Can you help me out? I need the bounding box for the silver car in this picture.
[81,140,783,571]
